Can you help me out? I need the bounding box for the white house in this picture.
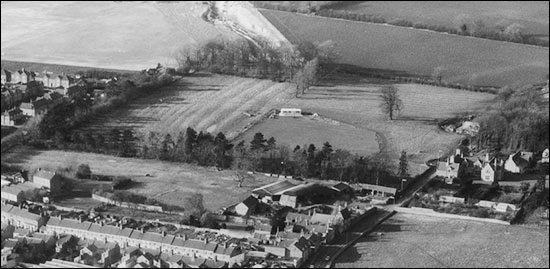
[279,108,302,117]
[480,159,503,183]
[504,151,533,174]
[542,148,549,164]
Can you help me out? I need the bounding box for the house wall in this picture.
[504,157,521,173]
[235,203,250,216]
[279,194,297,208]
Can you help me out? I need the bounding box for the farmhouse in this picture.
[1,108,22,126]
[504,151,533,173]
[279,108,302,117]
[32,169,62,195]
[1,203,47,231]
[235,196,259,216]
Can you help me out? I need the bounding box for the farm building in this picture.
[1,108,22,126]
[251,180,298,203]
[504,151,533,174]
[32,169,62,195]
[331,182,353,194]
[279,183,338,208]
[357,183,397,198]
[235,196,259,216]
[278,108,302,117]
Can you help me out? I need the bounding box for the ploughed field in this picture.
[335,212,549,268]
[81,73,296,143]
[1,147,279,211]
[0,1,240,70]
[260,9,549,87]
[328,1,549,41]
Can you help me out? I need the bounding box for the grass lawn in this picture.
[335,212,549,268]
[1,1,240,70]
[260,9,549,87]
[1,126,17,139]
[1,147,280,211]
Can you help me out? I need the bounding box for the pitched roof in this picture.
[293,237,310,252]
[1,204,43,222]
[161,234,175,245]
[332,182,352,192]
[252,180,297,196]
[1,185,24,196]
[47,218,92,231]
[339,208,352,220]
[240,196,259,208]
[34,170,58,181]
[142,232,164,244]
[203,259,227,268]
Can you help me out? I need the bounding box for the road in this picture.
[303,209,393,268]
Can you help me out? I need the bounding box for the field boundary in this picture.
[395,206,510,225]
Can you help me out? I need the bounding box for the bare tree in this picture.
[294,58,319,97]
[379,85,403,120]
[432,66,445,84]
[233,170,254,188]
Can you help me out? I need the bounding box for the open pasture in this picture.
[327,1,549,41]
[335,212,549,268]
[1,147,279,211]
[1,1,239,70]
[82,73,295,141]
[283,76,495,174]
[260,9,549,87]
[235,116,379,157]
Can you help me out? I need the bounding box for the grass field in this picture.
[82,73,296,141]
[235,116,379,157]
[1,60,137,75]
[0,147,280,211]
[335,212,549,268]
[239,74,495,175]
[260,9,549,87]
[328,1,549,41]
[1,126,17,139]
[0,1,239,70]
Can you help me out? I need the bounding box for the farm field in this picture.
[0,147,280,211]
[284,75,495,175]
[335,212,550,268]
[235,116,379,157]
[260,9,549,87]
[1,60,137,76]
[82,73,295,141]
[0,1,240,71]
[327,1,549,40]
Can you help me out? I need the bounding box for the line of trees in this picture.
[254,2,549,47]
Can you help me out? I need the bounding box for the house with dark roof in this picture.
[505,151,534,174]
[20,97,52,117]
[235,196,259,216]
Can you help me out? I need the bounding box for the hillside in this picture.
[0,1,241,71]
[260,9,549,87]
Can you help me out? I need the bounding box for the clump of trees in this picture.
[475,84,549,152]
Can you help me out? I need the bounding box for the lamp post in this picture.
[280,161,284,177]
[401,178,407,191]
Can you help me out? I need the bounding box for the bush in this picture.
[112,176,132,189]
[76,164,92,179]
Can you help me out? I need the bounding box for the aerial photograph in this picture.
[1,1,549,268]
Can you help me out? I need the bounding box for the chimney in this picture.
[224,241,228,248]
[162,231,166,237]
[485,153,490,162]
[204,237,208,244]
[140,227,144,234]
[447,157,450,165]
[456,148,461,156]
[183,234,188,240]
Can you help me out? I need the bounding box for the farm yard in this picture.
[260,9,549,87]
[0,147,280,211]
[335,212,550,268]
[0,1,240,70]
[81,73,295,142]
[326,1,549,42]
